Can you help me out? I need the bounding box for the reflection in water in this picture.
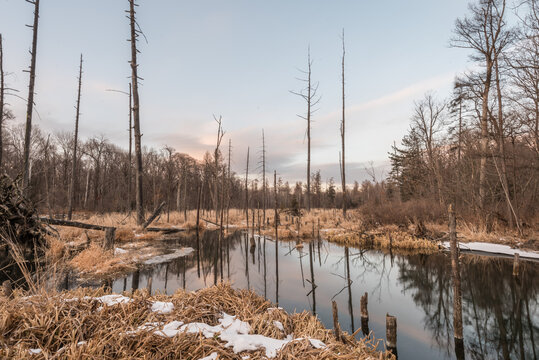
[56,230,538,360]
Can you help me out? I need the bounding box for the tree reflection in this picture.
[397,253,539,360]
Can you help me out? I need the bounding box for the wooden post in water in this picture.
[317,218,320,239]
[360,292,369,335]
[386,314,397,355]
[332,300,342,342]
[2,280,12,299]
[449,204,464,359]
[146,276,152,295]
[513,253,520,277]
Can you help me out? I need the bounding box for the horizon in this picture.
[0,0,474,184]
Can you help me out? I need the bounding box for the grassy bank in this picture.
[0,283,392,359]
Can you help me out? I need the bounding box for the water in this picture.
[60,230,539,359]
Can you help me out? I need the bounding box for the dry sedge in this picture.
[0,283,393,359]
[69,243,135,276]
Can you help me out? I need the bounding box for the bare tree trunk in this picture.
[68,54,83,220]
[479,60,492,214]
[213,115,224,223]
[340,29,347,217]
[23,0,40,192]
[84,168,90,209]
[245,147,249,234]
[262,129,266,226]
[128,82,132,214]
[306,51,311,212]
[129,0,144,225]
[226,139,231,232]
[0,34,4,169]
[494,56,514,228]
[274,169,279,306]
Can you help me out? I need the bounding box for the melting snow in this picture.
[29,349,41,354]
[151,301,174,314]
[442,241,539,259]
[114,247,128,255]
[143,248,195,265]
[135,312,325,358]
[199,352,219,360]
[273,321,284,331]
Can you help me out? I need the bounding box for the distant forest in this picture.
[0,0,537,232]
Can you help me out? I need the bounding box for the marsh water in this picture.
[10,230,538,360]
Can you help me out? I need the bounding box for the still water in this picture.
[90,231,536,360]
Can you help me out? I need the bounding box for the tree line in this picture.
[389,0,539,231]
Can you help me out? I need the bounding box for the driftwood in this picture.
[145,227,186,234]
[202,218,220,227]
[142,201,166,229]
[39,217,110,231]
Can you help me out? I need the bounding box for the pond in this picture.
[36,230,539,359]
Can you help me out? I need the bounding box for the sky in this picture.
[0,0,474,184]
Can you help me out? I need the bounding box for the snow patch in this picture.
[151,301,174,314]
[199,352,219,360]
[273,321,284,331]
[114,247,128,255]
[143,248,195,265]
[442,241,539,259]
[29,349,41,355]
[137,312,324,358]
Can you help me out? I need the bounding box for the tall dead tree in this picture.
[128,83,132,213]
[23,0,40,192]
[292,47,319,212]
[262,129,266,225]
[128,0,144,225]
[226,139,232,231]
[340,29,347,217]
[67,54,83,220]
[245,147,250,233]
[451,0,511,214]
[213,115,224,222]
[0,34,4,169]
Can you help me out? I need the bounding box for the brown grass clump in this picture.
[0,283,393,359]
[69,243,135,276]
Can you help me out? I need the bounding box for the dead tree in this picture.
[128,0,144,225]
[226,139,232,232]
[67,54,83,220]
[213,115,224,222]
[262,129,266,226]
[0,34,4,169]
[128,83,132,213]
[292,47,320,212]
[245,147,250,233]
[23,0,40,192]
[340,29,347,217]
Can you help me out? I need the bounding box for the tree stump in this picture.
[386,314,397,354]
[104,227,116,250]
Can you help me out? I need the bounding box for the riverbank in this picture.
[40,209,538,279]
[0,283,391,359]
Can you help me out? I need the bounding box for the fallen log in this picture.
[39,217,110,231]
[201,218,220,227]
[145,227,186,234]
[142,201,166,229]
[38,217,115,249]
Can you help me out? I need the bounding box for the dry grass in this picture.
[0,283,393,359]
[69,243,136,276]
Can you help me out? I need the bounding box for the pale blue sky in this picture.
[0,0,473,182]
